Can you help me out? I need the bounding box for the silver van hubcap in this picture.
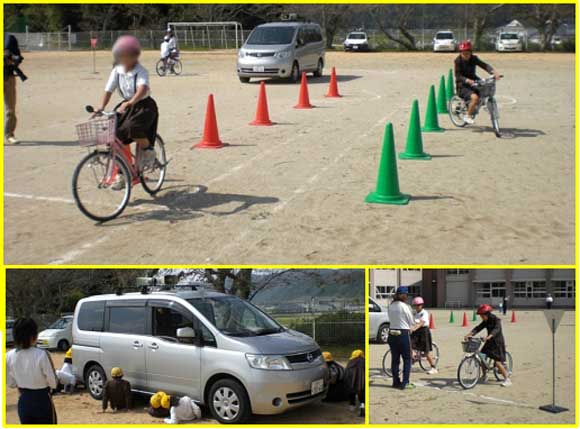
[380,327,389,343]
[88,370,104,396]
[213,387,240,421]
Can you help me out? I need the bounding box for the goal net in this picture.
[167,22,244,50]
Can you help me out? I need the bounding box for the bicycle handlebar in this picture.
[85,105,116,118]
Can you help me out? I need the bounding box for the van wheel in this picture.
[313,58,323,77]
[289,62,300,83]
[57,339,70,351]
[85,364,106,400]
[209,379,251,424]
[377,324,390,344]
[239,76,250,83]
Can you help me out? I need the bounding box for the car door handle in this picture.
[133,341,143,348]
[149,343,159,350]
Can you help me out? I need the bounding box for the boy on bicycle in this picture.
[455,40,502,124]
[465,304,512,387]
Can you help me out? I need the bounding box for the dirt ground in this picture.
[369,309,576,424]
[5,351,360,425]
[4,51,575,265]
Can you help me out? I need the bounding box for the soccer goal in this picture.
[167,22,244,50]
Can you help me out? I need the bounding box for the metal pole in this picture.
[68,25,72,50]
[552,318,556,408]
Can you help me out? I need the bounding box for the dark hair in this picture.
[13,318,38,349]
[64,357,72,364]
[393,292,407,303]
[170,396,181,407]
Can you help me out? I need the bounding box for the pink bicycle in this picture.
[72,106,167,222]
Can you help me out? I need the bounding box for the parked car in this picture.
[344,31,369,51]
[496,32,523,52]
[6,319,14,344]
[237,22,325,83]
[369,298,389,344]
[37,315,73,351]
[433,31,457,52]
[72,289,328,424]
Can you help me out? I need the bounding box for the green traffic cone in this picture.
[437,76,448,114]
[472,310,477,321]
[446,68,454,102]
[422,85,444,133]
[399,100,431,160]
[449,310,455,323]
[365,123,410,205]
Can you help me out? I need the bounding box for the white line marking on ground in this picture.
[495,95,517,106]
[5,192,76,204]
[48,234,116,265]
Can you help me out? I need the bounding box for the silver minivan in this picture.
[72,289,328,424]
[237,22,325,83]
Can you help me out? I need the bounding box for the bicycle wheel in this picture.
[493,351,513,381]
[72,150,132,222]
[171,60,182,75]
[457,355,482,389]
[156,59,167,77]
[448,96,468,127]
[488,97,501,137]
[381,348,392,377]
[419,342,440,371]
[140,134,167,195]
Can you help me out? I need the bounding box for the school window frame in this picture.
[512,280,547,298]
[552,280,575,298]
[375,284,396,301]
[447,269,470,275]
[475,281,506,298]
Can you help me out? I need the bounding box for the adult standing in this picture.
[502,295,508,315]
[4,32,24,144]
[386,287,416,390]
[546,293,554,309]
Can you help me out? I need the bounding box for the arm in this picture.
[475,56,501,80]
[454,58,468,86]
[41,351,59,390]
[102,383,109,411]
[6,355,17,388]
[488,317,502,339]
[117,84,148,113]
[124,381,133,409]
[404,305,416,329]
[97,68,117,113]
[468,320,485,337]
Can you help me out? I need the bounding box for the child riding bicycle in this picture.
[411,296,438,375]
[92,35,159,189]
[464,304,512,387]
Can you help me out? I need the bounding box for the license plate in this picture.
[253,66,265,72]
[353,46,359,50]
[311,379,324,396]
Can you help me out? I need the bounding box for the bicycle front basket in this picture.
[76,116,116,147]
[462,338,481,353]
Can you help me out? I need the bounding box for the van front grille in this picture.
[247,52,275,57]
[285,348,322,364]
[286,388,326,404]
[240,67,279,74]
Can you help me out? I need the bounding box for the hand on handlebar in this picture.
[466,79,475,86]
[493,71,502,81]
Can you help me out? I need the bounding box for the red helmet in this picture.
[477,304,493,315]
[459,40,473,52]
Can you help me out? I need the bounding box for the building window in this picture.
[447,269,470,275]
[375,285,396,300]
[402,268,421,271]
[513,281,547,298]
[553,280,575,298]
[475,282,506,298]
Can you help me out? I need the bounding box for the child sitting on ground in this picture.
[164,395,202,424]
[102,367,132,412]
[56,348,76,394]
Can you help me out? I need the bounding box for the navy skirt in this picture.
[18,388,57,424]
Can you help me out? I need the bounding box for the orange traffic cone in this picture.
[294,72,314,109]
[511,310,517,323]
[429,313,435,330]
[325,67,342,98]
[462,312,468,327]
[194,94,225,149]
[250,81,273,126]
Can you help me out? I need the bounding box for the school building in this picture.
[370,269,576,309]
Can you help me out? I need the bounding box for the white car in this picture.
[433,31,457,52]
[496,32,523,52]
[6,319,14,344]
[369,298,390,343]
[37,315,73,351]
[344,32,369,52]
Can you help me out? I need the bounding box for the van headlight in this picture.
[275,50,291,59]
[246,354,292,370]
[238,50,245,58]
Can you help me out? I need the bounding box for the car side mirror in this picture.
[177,326,196,339]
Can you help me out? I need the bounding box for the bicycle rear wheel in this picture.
[488,97,501,137]
[493,351,513,381]
[448,96,468,127]
[72,150,132,222]
[457,355,482,389]
[419,342,440,371]
[381,348,392,377]
[156,59,167,77]
[140,134,167,195]
[171,60,182,75]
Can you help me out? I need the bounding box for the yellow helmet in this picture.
[161,393,171,409]
[65,348,72,359]
[322,351,334,362]
[150,391,165,408]
[350,349,364,360]
[111,367,124,378]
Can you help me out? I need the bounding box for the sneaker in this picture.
[501,379,512,387]
[139,147,156,170]
[401,383,416,390]
[111,175,126,191]
[426,368,439,375]
[6,136,19,144]
[463,115,475,125]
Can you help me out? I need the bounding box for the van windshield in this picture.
[246,26,296,45]
[436,32,454,40]
[348,33,366,40]
[48,318,71,330]
[500,33,519,40]
[188,296,284,337]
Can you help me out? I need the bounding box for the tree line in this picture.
[4,4,575,51]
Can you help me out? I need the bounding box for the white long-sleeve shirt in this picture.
[164,396,202,424]
[56,362,76,386]
[6,347,58,390]
[388,301,415,330]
